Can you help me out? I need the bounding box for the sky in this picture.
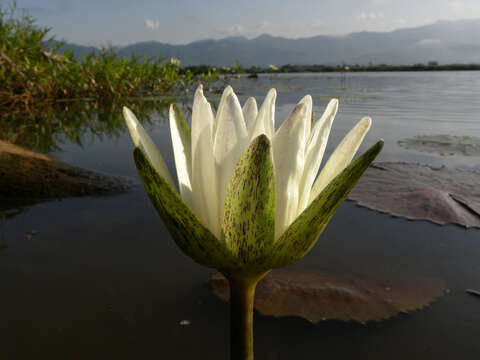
[5,0,480,46]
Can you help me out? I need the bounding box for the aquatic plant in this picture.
[124,85,383,359]
[0,2,217,115]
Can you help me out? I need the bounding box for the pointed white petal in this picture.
[123,106,177,191]
[309,116,372,204]
[250,88,276,140]
[298,95,312,140]
[242,97,258,137]
[191,85,221,237]
[272,102,309,240]
[169,104,193,208]
[297,99,338,213]
[214,91,249,221]
[216,85,234,120]
[124,107,141,147]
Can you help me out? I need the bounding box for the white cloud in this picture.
[214,21,278,38]
[356,11,385,21]
[416,38,442,46]
[371,0,387,5]
[214,24,247,37]
[214,19,326,39]
[145,19,160,30]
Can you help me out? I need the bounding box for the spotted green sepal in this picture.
[268,140,384,268]
[133,148,238,270]
[222,135,276,268]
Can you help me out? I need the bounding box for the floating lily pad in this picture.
[209,269,446,323]
[348,162,480,228]
[398,135,480,157]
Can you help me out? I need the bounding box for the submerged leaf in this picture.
[348,162,480,228]
[398,135,480,157]
[209,269,447,323]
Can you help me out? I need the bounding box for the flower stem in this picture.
[228,273,267,360]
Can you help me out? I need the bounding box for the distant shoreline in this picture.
[184,63,480,75]
[266,64,480,73]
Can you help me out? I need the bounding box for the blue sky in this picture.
[6,0,480,46]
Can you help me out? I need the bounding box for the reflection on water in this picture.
[1,97,177,153]
[1,72,480,359]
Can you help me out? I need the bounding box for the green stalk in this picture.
[227,272,267,360]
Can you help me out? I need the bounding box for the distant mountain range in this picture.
[57,19,480,66]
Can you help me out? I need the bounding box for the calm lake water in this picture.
[1,72,480,359]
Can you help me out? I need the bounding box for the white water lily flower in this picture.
[123,85,382,273]
[124,87,383,360]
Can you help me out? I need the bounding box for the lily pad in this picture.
[348,162,480,228]
[398,135,480,157]
[209,269,446,323]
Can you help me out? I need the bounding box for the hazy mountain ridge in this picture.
[58,19,480,66]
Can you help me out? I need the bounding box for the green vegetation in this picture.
[184,62,480,75]
[0,2,218,116]
[270,63,480,73]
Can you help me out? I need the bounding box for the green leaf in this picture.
[222,134,275,267]
[133,148,239,271]
[268,140,384,268]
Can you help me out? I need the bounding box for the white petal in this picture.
[297,99,338,213]
[298,95,312,140]
[191,85,221,238]
[309,116,372,204]
[250,88,276,140]
[213,91,249,221]
[123,106,177,191]
[272,102,309,240]
[242,97,258,137]
[169,104,193,208]
[216,86,234,125]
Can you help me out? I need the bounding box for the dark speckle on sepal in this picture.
[222,135,276,269]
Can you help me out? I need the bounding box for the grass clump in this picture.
[0,2,217,116]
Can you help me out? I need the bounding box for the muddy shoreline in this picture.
[0,141,133,208]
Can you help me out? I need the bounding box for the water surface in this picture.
[1,72,480,359]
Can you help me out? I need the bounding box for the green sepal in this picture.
[133,148,238,270]
[222,134,275,268]
[268,140,384,268]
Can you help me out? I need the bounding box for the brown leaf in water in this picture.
[348,162,480,228]
[209,269,446,323]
